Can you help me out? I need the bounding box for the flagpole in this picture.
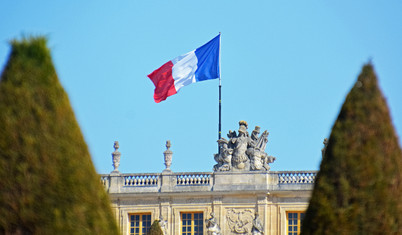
[218,32,222,154]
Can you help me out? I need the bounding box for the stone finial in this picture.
[111,141,121,174]
[163,140,173,173]
[321,138,329,158]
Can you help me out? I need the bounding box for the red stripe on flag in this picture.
[147,61,177,103]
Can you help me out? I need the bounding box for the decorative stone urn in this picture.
[111,141,121,174]
[163,140,173,173]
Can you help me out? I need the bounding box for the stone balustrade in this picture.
[124,174,159,186]
[176,173,211,186]
[277,171,317,184]
[101,175,109,188]
[99,171,317,194]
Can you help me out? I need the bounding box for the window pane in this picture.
[129,213,151,235]
[181,212,203,235]
[287,212,305,235]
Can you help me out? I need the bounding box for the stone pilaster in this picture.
[159,197,171,235]
[257,194,268,234]
[212,196,223,231]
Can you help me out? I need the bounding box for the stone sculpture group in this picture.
[214,121,275,172]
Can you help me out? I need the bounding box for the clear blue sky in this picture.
[1,1,401,174]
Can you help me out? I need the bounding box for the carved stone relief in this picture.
[226,209,254,234]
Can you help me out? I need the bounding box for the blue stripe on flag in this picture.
[194,34,220,82]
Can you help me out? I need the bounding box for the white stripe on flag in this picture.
[172,50,198,92]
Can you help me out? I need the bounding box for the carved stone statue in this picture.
[213,138,233,171]
[158,215,168,235]
[251,212,264,235]
[205,212,221,235]
[249,150,266,171]
[249,130,276,171]
[213,121,275,172]
[111,141,121,173]
[250,126,260,141]
[231,121,252,170]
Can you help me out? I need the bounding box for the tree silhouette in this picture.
[147,220,164,235]
[301,63,402,234]
[0,37,118,234]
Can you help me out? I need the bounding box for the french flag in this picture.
[148,34,220,103]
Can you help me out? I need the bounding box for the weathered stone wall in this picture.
[102,171,315,235]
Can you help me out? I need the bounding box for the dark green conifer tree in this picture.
[301,63,402,234]
[147,220,164,235]
[0,37,119,234]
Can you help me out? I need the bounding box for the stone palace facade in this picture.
[101,121,321,235]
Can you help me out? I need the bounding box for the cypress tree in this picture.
[0,37,118,234]
[147,220,164,235]
[301,63,402,234]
